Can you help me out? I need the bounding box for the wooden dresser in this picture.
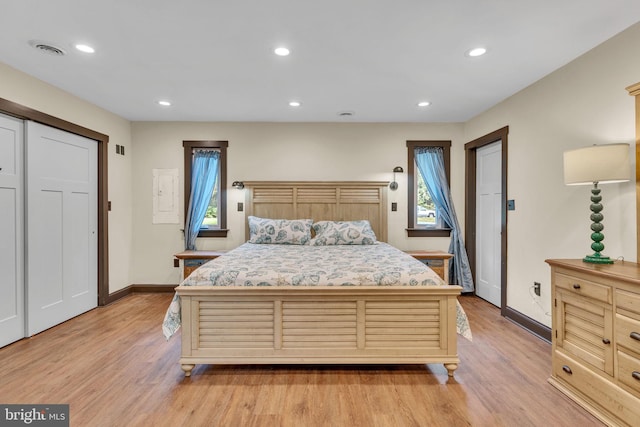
[546,259,640,426]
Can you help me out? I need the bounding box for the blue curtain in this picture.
[184,150,220,250]
[415,147,474,292]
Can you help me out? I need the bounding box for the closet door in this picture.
[26,122,97,335]
[0,114,24,347]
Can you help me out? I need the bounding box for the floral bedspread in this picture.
[162,242,472,340]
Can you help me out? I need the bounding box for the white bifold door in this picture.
[0,115,25,347]
[26,122,97,336]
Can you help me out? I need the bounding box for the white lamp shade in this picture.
[563,143,631,186]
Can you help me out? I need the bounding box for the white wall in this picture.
[464,22,639,326]
[0,62,134,293]
[130,122,465,284]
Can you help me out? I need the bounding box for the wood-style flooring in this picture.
[0,293,602,426]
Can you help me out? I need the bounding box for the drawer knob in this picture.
[562,365,573,375]
[631,332,640,342]
[633,371,640,381]
[602,338,610,345]
[572,284,581,289]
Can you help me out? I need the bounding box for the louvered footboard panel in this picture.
[365,300,442,348]
[282,301,357,348]
[198,301,275,348]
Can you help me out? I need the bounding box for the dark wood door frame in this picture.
[464,127,508,314]
[0,97,110,306]
[465,127,551,341]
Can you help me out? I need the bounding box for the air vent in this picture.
[28,40,66,56]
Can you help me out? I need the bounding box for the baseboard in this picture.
[104,287,132,305]
[504,306,551,343]
[105,284,177,305]
[130,284,177,293]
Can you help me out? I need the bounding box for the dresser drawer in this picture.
[553,350,640,426]
[555,273,612,304]
[184,258,209,269]
[617,289,640,318]
[616,314,640,354]
[617,350,640,398]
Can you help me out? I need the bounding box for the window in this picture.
[183,140,228,238]
[406,140,451,237]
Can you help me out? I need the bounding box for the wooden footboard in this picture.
[176,285,462,377]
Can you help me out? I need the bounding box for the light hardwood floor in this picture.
[0,293,602,427]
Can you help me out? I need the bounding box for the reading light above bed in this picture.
[563,143,630,264]
[389,166,403,191]
[232,181,244,189]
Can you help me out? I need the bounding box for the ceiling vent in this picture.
[337,111,355,117]
[28,40,66,56]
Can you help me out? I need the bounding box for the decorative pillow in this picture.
[310,220,377,245]
[248,216,313,245]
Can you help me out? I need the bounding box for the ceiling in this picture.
[2,1,640,123]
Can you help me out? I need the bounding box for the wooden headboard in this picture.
[243,181,389,242]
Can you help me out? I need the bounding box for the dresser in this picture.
[546,259,640,427]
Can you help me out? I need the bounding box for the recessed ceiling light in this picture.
[466,47,487,57]
[158,100,171,106]
[75,44,95,53]
[417,101,431,107]
[289,101,301,107]
[275,47,290,56]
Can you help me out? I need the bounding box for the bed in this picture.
[163,181,470,377]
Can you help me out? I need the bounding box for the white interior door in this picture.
[26,121,97,335]
[0,114,25,347]
[476,141,502,307]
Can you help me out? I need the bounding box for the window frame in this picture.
[406,140,452,237]
[183,140,228,238]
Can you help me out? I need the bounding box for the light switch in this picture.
[238,202,243,212]
[391,202,397,212]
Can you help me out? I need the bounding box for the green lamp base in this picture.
[582,183,614,265]
[583,254,614,264]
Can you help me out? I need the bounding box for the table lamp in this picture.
[563,143,630,264]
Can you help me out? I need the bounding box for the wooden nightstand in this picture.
[174,250,227,278]
[405,250,453,283]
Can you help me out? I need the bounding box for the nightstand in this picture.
[405,250,453,283]
[174,250,227,278]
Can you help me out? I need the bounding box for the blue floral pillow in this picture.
[248,216,313,245]
[310,220,377,245]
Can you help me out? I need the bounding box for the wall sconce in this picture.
[563,143,630,264]
[389,166,403,191]
[232,181,245,190]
